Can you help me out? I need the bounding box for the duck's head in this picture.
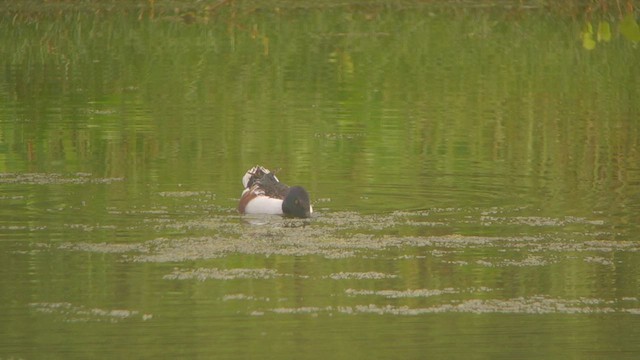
[282,186,312,218]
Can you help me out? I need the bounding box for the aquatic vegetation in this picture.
[163,267,290,281]
[45,208,640,323]
[581,13,640,50]
[255,296,640,316]
[29,302,151,323]
[326,272,398,280]
[345,288,459,298]
[0,173,123,185]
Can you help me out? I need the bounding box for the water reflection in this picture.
[1,2,640,359]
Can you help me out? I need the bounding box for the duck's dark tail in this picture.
[242,165,279,189]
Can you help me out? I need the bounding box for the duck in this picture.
[238,165,313,218]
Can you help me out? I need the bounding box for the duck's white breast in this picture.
[243,196,283,215]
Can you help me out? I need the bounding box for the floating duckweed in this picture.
[475,255,551,267]
[37,207,640,319]
[163,267,287,281]
[479,215,605,227]
[345,288,458,298]
[59,242,147,254]
[621,297,639,302]
[444,260,469,265]
[0,173,123,184]
[64,224,117,231]
[57,223,640,266]
[262,296,627,316]
[158,191,215,198]
[29,302,148,322]
[326,272,398,280]
[584,256,614,265]
[222,294,271,301]
[271,307,323,314]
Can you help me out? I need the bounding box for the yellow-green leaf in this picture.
[581,22,595,50]
[582,31,596,50]
[620,13,640,42]
[583,22,593,34]
[597,21,611,42]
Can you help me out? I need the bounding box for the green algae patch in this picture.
[163,267,290,281]
[0,173,123,184]
[222,294,274,302]
[474,255,553,267]
[258,296,639,316]
[158,191,215,198]
[47,208,640,319]
[345,288,458,298]
[325,272,398,280]
[59,242,148,254]
[30,302,152,323]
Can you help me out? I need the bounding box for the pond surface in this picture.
[1,1,640,358]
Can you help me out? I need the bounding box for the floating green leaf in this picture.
[597,21,611,42]
[620,13,640,42]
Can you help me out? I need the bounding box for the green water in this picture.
[1,2,640,358]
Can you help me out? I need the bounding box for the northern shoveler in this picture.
[238,165,313,218]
